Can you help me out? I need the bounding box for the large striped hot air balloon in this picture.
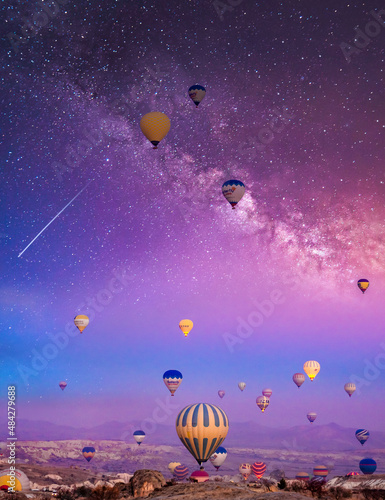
[222,180,245,209]
[82,447,95,462]
[303,361,320,381]
[239,463,251,480]
[313,465,328,478]
[175,403,229,465]
[251,462,266,480]
[140,112,170,149]
[163,370,183,396]
[359,458,376,475]
[173,464,189,481]
[357,279,369,294]
[355,429,370,445]
[293,373,306,388]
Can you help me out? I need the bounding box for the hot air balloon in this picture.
[218,390,225,399]
[357,279,369,294]
[173,464,189,481]
[238,382,246,391]
[179,319,193,337]
[140,112,170,149]
[313,465,328,478]
[175,403,229,465]
[344,382,356,397]
[59,381,67,391]
[355,429,370,445]
[209,446,227,470]
[251,462,266,480]
[256,396,270,413]
[74,315,89,333]
[296,472,310,481]
[359,458,376,475]
[190,470,209,482]
[222,180,245,210]
[133,430,146,445]
[346,471,360,476]
[303,361,320,381]
[168,462,181,474]
[307,412,317,423]
[239,463,251,480]
[262,388,272,398]
[293,373,306,388]
[82,447,95,462]
[188,85,206,107]
[163,370,183,396]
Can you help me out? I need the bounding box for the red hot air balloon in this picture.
[251,462,266,480]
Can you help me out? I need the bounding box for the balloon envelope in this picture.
[355,429,370,445]
[209,446,227,470]
[256,396,270,412]
[188,85,206,107]
[222,180,245,209]
[179,319,193,337]
[296,472,310,481]
[262,388,272,398]
[313,465,328,477]
[307,412,317,423]
[218,390,225,399]
[238,382,246,391]
[239,463,251,480]
[251,462,266,479]
[293,373,306,388]
[344,383,356,397]
[163,369,183,396]
[303,361,320,381]
[175,403,229,465]
[133,430,146,445]
[357,279,369,293]
[346,471,360,476]
[173,464,189,481]
[74,315,89,333]
[168,462,181,474]
[190,470,209,482]
[140,112,170,149]
[82,447,95,462]
[359,458,376,475]
[59,381,67,391]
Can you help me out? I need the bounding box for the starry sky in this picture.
[2,0,385,437]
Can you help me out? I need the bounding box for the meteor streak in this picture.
[18,180,93,258]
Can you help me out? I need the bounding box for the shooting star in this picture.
[18,180,93,258]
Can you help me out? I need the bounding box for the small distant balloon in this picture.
[251,462,266,480]
[359,458,376,475]
[222,180,245,209]
[82,447,95,462]
[346,471,360,476]
[303,361,320,381]
[357,279,369,294]
[140,112,170,149]
[173,464,189,481]
[133,430,146,445]
[256,396,270,413]
[293,373,306,388]
[313,465,328,478]
[190,470,209,482]
[355,429,370,446]
[296,472,310,481]
[179,319,193,337]
[188,85,206,107]
[59,381,67,391]
[344,382,356,397]
[168,462,181,474]
[209,446,227,470]
[218,390,225,399]
[238,382,246,391]
[74,315,89,333]
[307,412,317,423]
[262,388,272,398]
[239,463,251,480]
[163,370,183,396]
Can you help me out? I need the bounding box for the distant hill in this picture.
[14,420,385,452]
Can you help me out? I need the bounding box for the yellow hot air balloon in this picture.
[176,403,229,465]
[303,360,320,381]
[179,319,193,337]
[140,112,170,149]
[168,462,181,474]
[74,314,89,333]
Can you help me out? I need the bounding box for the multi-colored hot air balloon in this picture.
[293,373,306,388]
[82,447,95,462]
[355,429,370,446]
[262,388,272,398]
[313,465,328,478]
[303,361,320,381]
[296,472,310,481]
[163,370,183,396]
[346,471,360,476]
[222,180,245,209]
[209,446,227,470]
[251,462,266,480]
[307,412,317,423]
[256,396,270,413]
[190,470,209,482]
[74,315,89,333]
[175,403,229,465]
[168,462,181,474]
[238,382,246,392]
[140,112,170,149]
[188,85,206,107]
[344,383,356,397]
[357,279,369,294]
[133,430,146,445]
[173,464,189,481]
[239,463,251,480]
[179,319,193,337]
[59,381,67,391]
[218,390,225,399]
[359,458,376,475]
